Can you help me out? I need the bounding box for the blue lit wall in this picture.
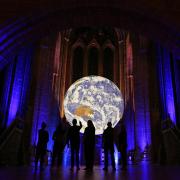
[0,58,15,127]
[135,101,151,152]
[157,46,176,123]
[173,57,180,126]
[123,102,135,151]
[0,45,34,127]
[7,47,33,126]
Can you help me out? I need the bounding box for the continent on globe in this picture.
[74,105,94,118]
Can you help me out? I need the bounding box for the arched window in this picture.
[88,47,98,75]
[103,47,114,81]
[72,46,84,82]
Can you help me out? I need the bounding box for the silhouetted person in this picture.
[51,123,65,167]
[102,122,115,171]
[83,120,95,170]
[68,119,82,170]
[35,122,49,170]
[118,122,127,170]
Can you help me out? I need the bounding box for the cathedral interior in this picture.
[0,0,180,179]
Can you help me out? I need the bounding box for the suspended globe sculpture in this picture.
[63,76,124,135]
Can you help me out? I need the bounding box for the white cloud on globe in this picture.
[63,76,124,135]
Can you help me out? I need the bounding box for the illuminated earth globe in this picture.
[64,76,124,135]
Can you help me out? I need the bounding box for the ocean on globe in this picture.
[63,76,124,135]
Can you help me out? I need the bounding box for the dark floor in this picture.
[0,162,180,180]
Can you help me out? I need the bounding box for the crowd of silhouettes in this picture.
[35,118,127,172]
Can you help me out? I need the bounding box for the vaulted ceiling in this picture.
[0,0,179,27]
[0,0,179,69]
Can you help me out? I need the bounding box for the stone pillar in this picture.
[147,42,161,163]
[83,46,88,76]
[98,48,103,76]
[132,34,152,160]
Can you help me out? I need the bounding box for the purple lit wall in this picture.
[157,46,176,123]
